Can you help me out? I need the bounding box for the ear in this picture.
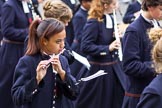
[42,38,48,46]
[104,3,108,9]
[147,6,154,11]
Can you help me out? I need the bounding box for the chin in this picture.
[55,51,61,55]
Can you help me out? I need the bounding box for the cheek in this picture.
[153,11,162,19]
[48,43,58,52]
[149,11,158,19]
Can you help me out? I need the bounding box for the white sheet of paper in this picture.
[72,51,90,70]
[22,1,30,13]
[80,70,107,81]
[70,0,76,4]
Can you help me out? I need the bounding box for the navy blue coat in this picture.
[123,1,141,24]
[0,0,30,107]
[122,15,155,108]
[75,15,125,108]
[136,74,162,108]
[71,7,88,52]
[0,0,5,43]
[70,7,88,77]
[61,0,77,13]
[12,53,79,108]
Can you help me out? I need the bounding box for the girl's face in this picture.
[104,0,117,14]
[148,5,162,20]
[42,29,66,55]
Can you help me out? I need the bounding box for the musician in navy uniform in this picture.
[0,0,32,108]
[123,0,142,24]
[43,1,76,108]
[75,0,125,108]
[70,0,92,77]
[136,28,162,108]
[122,0,162,108]
[12,18,79,108]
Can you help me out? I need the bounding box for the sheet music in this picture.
[72,51,91,70]
[80,70,107,81]
[22,1,30,13]
[75,70,108,85]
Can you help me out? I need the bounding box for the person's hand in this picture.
[51,55,66,81]
[36,60,49,84]
[109,40,121,52]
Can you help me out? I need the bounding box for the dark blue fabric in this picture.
[0,0,30,107]
[12,53,79,108]
[136,74,162,108]
[122,15,155,108]
[75,16,125,108]
[70,7,88,77]
[0,0,5,43]
[123,1,141,24]
[61,0,77,13]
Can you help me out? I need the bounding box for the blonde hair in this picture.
[43,0,73,24]
[152,39,162,74]
[149,27,162,44]
[88,0,112,21]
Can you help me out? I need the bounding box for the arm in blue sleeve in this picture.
[1,5,28,41]
[57,56,79,100]
[12,58,44,106]
[122,30,155,78]
[81,20,110,56]
[137,93,160,108]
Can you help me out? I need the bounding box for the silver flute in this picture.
[113,9,123,61]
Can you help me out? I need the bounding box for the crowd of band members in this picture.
[0,0,162,108]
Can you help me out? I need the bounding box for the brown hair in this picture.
[142,0,162,11]
[152,39,162,73]
[43,0,73,24]
[88,0,112,21]
[149,28,162,44]
[25,18,65,55]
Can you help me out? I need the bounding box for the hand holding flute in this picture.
[109,40,121,52]
[36,54,65,84]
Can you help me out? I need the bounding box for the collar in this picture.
[141,12,159,28]
[81,6,88,11]
[137,0,142,4]
[104,14,113,29]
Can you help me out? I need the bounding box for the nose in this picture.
[60,41,65,49]
[65,23,68,26]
